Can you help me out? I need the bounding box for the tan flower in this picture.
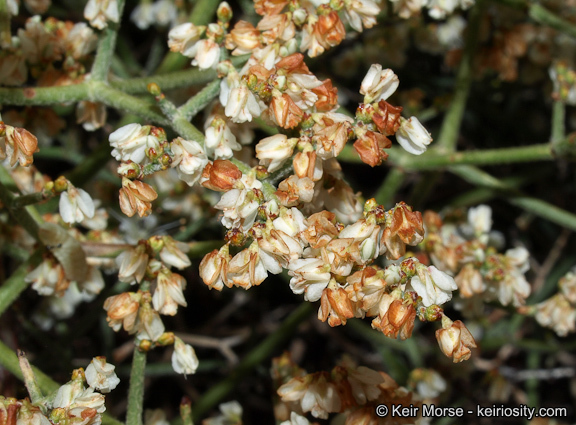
[269,92,304,129]
[199,244,232,291]
[372,100,403,136]
[318,284,355,327]
[201,160,242,191]
[226,20,261,55]
[382,203,424,260]
[118,177,158,217]
[76,101,106,132]
[0,124,39,167]
[352,128,391,167]
[103,292,141,332]
[371,298,416,340]
[435,317,477,362]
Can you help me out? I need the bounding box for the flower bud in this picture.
[201,160,242,191]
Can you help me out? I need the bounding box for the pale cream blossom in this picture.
[288,258,332,302]
[255,134,298,173]
[395,116,433,155]
[152,269,187,316]
[203,401,243,425]
[360,64,399,104]
[343,0,381,32]
[171,336,199,375]
[204,117,241,160]
[170,137,209,186]
[410,265,457,307]
[85,357,120,394]
[168,23,205,56]
[59,183,96,225]
[84,0,119,30]
[214,188,260,231]
[109,124,159,164]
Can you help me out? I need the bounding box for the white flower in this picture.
[204,118,241,160]
[343,0,381,32]
[192,39,221,69]
[59,184,95,224]
[159,238,191,270]
[395,116,432,155]
[152,270,187,316]
[280,412,310,425]
[214,188,259,231]
[203,401,243,425]
[109,123,159,164]
[467,204,492,243]
[130,2,155,30]
[360,64,399,104]
[410,265,457,307]
[170,138,209,186]
[85,357,120,394]
[168,23,204,56]
[171,337,199,375]
[411,368,447,399]
[224,84,262,123]
[153,0,177,27]
[84,0,119,30]
[288,258,332,302]
[255,134,298,173]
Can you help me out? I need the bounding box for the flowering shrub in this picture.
[1,0,576,424]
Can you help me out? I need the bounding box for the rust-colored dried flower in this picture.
[201,159,242,191]
[318,285,355,327]
[372,298,416,340]
[269,93,304,129]
[435,317,477,362]
[382,203,424,260]
[118,177,158,217]
[372,100,403,136]
[353,129,391,167]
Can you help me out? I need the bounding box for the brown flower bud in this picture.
[201,160,242,191]
[372,100,403,136]
[372,298,416,340]
[119,177,158,217]
[436,318,477,363]
[353,130,391,167]
[318,286,355,327]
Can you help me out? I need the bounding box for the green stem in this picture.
[192,302,314,421]
[0,170,43,240]
[391,143,553,169]
[340,143,554,169]
[0,249,43,317]
[18,351,44,404]
[449,165,576,231]
[374,167,405,208]
[179,79,221,121]
[111,68,217,94]
[10,191,52,209]
[550,100,565,146]
[529,3,576,38]
[436,0,485,151]
[126,347,147,425]
[180,399,194,425]
[91,0,127,81]
[187,240,225,258]
[0,339,59,394]
[0,83,90,105]
[0,0,10,48]
[91,82,170,126]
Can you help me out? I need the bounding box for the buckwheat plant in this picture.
[1,0,576,423]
